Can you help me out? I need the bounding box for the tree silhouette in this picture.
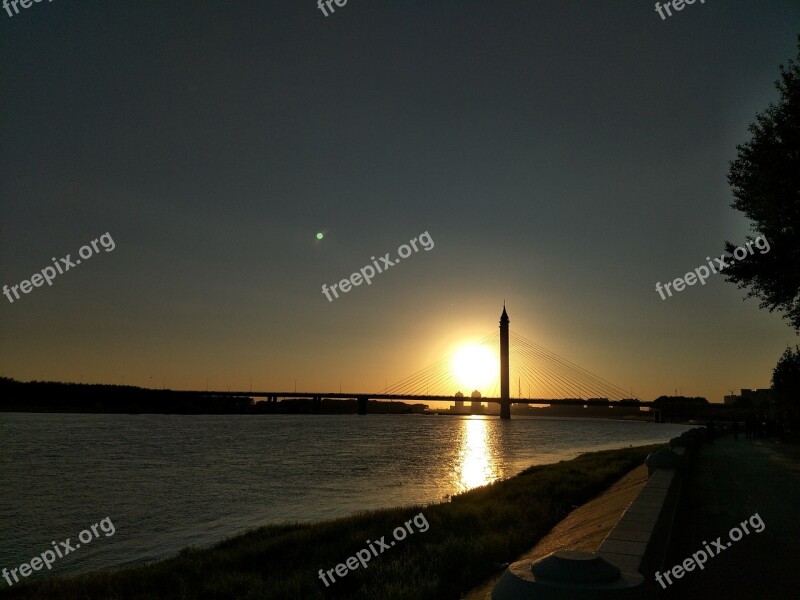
[772,346,800,408]
[724,36,800,332]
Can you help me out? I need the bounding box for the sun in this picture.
[451,344,498,393]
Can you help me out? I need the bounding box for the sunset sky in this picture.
[1,1,798,404]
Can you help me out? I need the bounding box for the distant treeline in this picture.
[0,378,429,415]
[0,378,252,414]
[252,398,429,415]
[652,396,708,405]
[652,395,710,421]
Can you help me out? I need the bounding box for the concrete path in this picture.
[663,436,800,598]
[465,465,650,600]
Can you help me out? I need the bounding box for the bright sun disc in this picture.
[451,344,498,393]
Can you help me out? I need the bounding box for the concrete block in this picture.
[492,551,644,599]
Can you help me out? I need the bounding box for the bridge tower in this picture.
[500,305,511,419]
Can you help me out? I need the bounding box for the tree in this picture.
[724,36,800,332]
[772,346,800,412]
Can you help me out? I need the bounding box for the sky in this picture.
[1,0,799,405]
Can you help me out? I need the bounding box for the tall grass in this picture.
[0,444,662,600]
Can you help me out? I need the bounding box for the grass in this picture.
[0,444,663,600]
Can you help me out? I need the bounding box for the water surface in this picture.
[0,413,692,577]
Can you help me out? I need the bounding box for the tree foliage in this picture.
[724,36,800,332]
[772,345,800,410]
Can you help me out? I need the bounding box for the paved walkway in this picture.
[465,465,650,600]
[663,436,800,599]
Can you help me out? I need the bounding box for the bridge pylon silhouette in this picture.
[499,305,511,419]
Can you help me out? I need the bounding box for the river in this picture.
[0,413,692,577]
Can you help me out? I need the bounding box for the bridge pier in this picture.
[312,395,322,412]
[357,396,368,415]
[500,400,511,420]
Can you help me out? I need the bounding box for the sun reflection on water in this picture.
[455,417,500,492]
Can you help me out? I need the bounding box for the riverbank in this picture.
[0,444,663,600]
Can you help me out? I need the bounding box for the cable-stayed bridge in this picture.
[382,330,636,403]
[201,307,650,419]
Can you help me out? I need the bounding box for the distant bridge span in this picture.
[191,391,654,415]
[192,307,647,418]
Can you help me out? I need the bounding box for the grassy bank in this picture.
[1,444,663,600]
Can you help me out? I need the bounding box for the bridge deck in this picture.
[186,391,653,407]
